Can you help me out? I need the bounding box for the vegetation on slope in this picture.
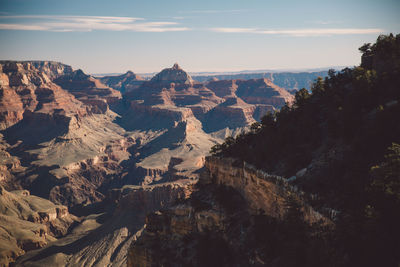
[211,34,400,266]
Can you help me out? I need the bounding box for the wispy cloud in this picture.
[0,15,189,32]
[308,20,343,25]
[211,27,384,36]
[0,24,49,31]
[180,9,247,14]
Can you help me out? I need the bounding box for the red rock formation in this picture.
[54,69,122,112]
[0,62,87,130]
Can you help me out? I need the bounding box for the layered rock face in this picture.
[203,97,256,131]
[54,69,122,113]
[118,64,223,184]
[0,61,87,130]
[0,60,73,80]
[0,61,132,208]
[116,64,293,183]
[29,61,73,79]
[201,157,322,221]
[201,78,292,131]
[16,180,194,267]
[0,185,77,265]
[127,156,325,266]
[99,71,145,93]
[235,78,294,108]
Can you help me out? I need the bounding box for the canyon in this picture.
[0,60,318,266]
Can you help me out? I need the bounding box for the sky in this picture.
[0,0,399,74]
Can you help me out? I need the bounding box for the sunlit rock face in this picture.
[0,185,78,266]
[0,61,88,130]
[150,63,194,85]
[54,69,122,112]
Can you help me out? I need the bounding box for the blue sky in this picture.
[0,0,399,73]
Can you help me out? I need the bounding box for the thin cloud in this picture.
[311,20,343,25]
[0,15,189,32]
[211,27,384,36]
[0,15,143,23]
[0,24,49,30]
[181,9,247,14]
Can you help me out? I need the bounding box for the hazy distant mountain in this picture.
[192,71,330,91]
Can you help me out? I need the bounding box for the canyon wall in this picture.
[127,156,325,266]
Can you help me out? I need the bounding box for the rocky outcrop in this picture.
[127,156,326,266]
[0,60,73,80]
[201,157,322,221]
[150,63,194,85]
[253,104,276,120]
[0,185,78,266]
[127,204,224,267]
[205,79,238,98]
[235,78,294,108]
[29,61,73,79]
[203,96,256,132]
[0,134,22,187]
[99,71,145,93]
[54,69,122,112]
[0,61,87,130]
